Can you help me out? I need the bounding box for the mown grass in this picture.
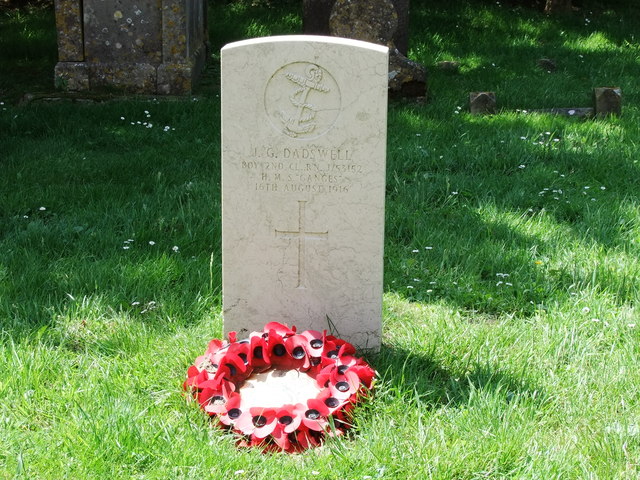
[1,0,639,478]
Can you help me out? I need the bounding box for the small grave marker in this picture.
[468,87,622,117]
[221,36,389,350]
[470,91,497,115]
[594,87,622,117]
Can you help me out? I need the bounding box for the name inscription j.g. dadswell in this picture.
[242,145,362,194]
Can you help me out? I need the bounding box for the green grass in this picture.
[1,0,639,478]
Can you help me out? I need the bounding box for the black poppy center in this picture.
[253,346,263,359]
[238,353,248,364]
[327,350,338,359]
[228,408,241,419]
[310,357,321,366]
[225,363,237,376]
[336,381,349,392]
[337,365,349,374]
[292,346,305,359]
[310,339,323,349]
[324,397,340,408]
[273,344,286,356]
[305,409,320,420]
[278,415,293,425]
[209,395,225,405]
[252,415,268,427]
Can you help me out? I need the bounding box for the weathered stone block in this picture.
[594,87,622,117]
[90,62,157,93]
[157,60,202,95]
[330,0,397,46]
[388,48,427,98]
[54,62,89,90]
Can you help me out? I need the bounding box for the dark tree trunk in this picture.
[544,0,572,14]
[302,0,335,35]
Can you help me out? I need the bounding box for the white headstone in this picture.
[221,35,388,350]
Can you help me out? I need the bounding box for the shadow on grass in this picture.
[371,344,545,409]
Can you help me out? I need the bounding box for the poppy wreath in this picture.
[184,322,375,453]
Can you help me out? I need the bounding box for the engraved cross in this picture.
[275,200,328,289]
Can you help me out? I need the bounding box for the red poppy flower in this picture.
[329,369,361,399]
[184,366,209,389]
[248,334,270,370]
[202,386,237,415]
[284,334,311,370]
[316,388,345,415]
[301,329,325,357]
[263,322,296,336]
[349,363,376,389]
[234,406,278,438]
[264,329,285,362]
[292,429,320,450]
[205,338,225,356]
[275,404,303,434]
[217,394,242,426]
[250,407,279,439]
[299,399,329,432]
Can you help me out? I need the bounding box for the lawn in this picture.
[1,0,639,478]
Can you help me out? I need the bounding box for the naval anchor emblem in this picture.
[265,62,341,140]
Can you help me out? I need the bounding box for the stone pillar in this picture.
[157,0,209,94]
[53,0,208,95]
[54,0,89,90]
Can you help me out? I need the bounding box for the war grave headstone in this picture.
[221,36,389,351]
[54,0,207,94]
